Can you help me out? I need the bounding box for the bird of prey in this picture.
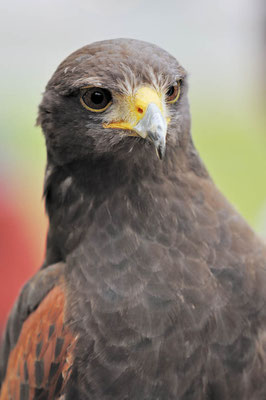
[1,38,266,400]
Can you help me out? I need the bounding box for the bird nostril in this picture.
[137,107,144,114]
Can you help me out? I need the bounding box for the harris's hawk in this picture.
[1,38,266,400]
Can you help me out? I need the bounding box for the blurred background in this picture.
[0,0,265,334]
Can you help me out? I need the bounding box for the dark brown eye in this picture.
[166,82,181,103]
[80,87,112,112]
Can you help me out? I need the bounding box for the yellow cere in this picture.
[103,86,167,131]
[133,86,164,116]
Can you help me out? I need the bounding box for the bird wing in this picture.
[0,262,76,400]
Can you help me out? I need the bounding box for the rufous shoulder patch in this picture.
[0,285,77,400]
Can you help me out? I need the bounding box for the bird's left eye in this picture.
[165,82,181,103]
[80,87,112,112]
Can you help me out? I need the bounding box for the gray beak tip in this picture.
[147,131,166,160]
[156,143,166,160]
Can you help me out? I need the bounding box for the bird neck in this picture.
[43,144,208,267]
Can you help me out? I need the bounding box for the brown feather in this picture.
[0,285,77,400]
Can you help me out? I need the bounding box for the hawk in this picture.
[1,38,266,400]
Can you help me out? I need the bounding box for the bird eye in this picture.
[80,87,112,112]
[165,82,181,103]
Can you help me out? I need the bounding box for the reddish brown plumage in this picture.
[0,285,76,400]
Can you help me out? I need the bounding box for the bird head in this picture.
[38,39,190,166]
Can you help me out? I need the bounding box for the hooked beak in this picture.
[103,86,169,159]
[134,103,167,160]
